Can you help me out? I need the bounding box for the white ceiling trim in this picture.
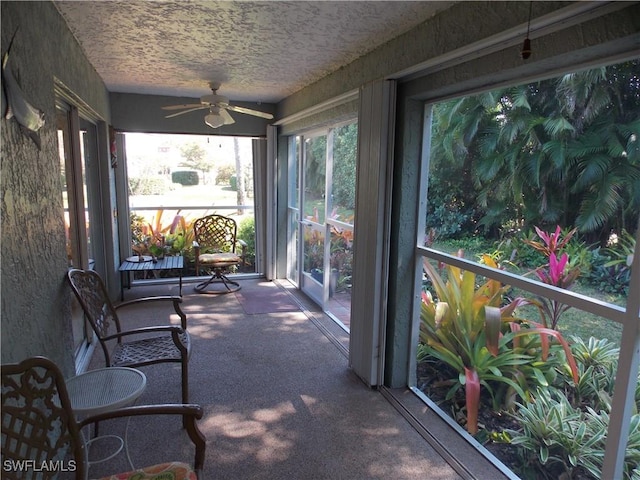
[273,89,359,127]
[391,1,632,83]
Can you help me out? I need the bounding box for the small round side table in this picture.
[66,367,147,469]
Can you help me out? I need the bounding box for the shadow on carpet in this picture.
[234,283,301,314]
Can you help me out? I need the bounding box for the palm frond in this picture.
[572,154,612,190]
[541,140,567,170]
[576,176,624,232]
[543,117,575,138]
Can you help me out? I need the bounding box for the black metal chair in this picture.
[66,268,191,406]
[192,214,246,294]
[1,356,206,480]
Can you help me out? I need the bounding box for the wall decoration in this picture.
[2,31,45,150]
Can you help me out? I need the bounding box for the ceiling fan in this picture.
[162,82,274,129]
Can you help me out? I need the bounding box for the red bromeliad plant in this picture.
[523,226,580,330]
[523,225,576,258]
[419,253,579,435]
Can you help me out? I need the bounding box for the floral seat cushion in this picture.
[96,461,197,480]
[198,252,241,266]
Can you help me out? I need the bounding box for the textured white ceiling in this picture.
[54,1,454,103]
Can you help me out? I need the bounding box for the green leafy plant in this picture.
[303,207,326,273]
[508,390,640,480]
[604,230,636,270]
[586,229,636,296]
[563,336,618,412]
[507,389,605,479]
[418,254,578,435]
[329,220,353,293]
[497,229,547,270]
[237,216,256,268]
[164,214,195,256]
[506,337,639,479]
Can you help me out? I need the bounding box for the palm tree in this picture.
[429,60,640,240]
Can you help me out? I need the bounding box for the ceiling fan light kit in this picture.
[205,112,225,129]
[162,82,273,129]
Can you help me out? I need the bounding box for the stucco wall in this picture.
[1,1,110,375]
[277,2,639,117]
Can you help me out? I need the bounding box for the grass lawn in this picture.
[512,283,624,347]
[130,183,254,224]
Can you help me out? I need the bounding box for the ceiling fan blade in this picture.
[165,106,208,119]
[220,108,235,125]
[226,104,274,119]
[162,103,204,111]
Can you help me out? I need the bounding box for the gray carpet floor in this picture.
[83,279,507,480]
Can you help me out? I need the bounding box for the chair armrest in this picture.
[116,296,187,330]
[116,295,183,309]
[102,325,185,340]
[102,326,190,356]
[79,404,206,477]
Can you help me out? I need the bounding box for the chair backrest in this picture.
[1,356,86,480]
[193,214,238,254]
[66,269,122,365]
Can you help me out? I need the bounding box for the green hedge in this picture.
[129,177,170,195]
[171,171,199,186]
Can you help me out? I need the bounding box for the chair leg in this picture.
[194,271,241,294]
[182,358,189,429]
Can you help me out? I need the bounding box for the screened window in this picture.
[412,60,639,479]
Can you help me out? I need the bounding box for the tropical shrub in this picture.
[164,215,195,256]
[507,337,640,480]
[588,252,631,296]
[508,389,607,480]
[332,122,358,210]
[129,176,170,195]
[587,229,635,296]
[429,61,640,238]
[329,222,353,293]
[237,216,256,268]
[493,229,546,271]
[130,209,193,258]
[418,254,578,435]
[130,212,148,245]
[426,193,476,238]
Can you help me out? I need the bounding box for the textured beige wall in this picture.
[1,1,110,375]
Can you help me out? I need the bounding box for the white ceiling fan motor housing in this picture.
[200,94,229,106]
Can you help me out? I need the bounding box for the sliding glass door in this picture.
[288,122,356,330]
[300,133,327,303]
